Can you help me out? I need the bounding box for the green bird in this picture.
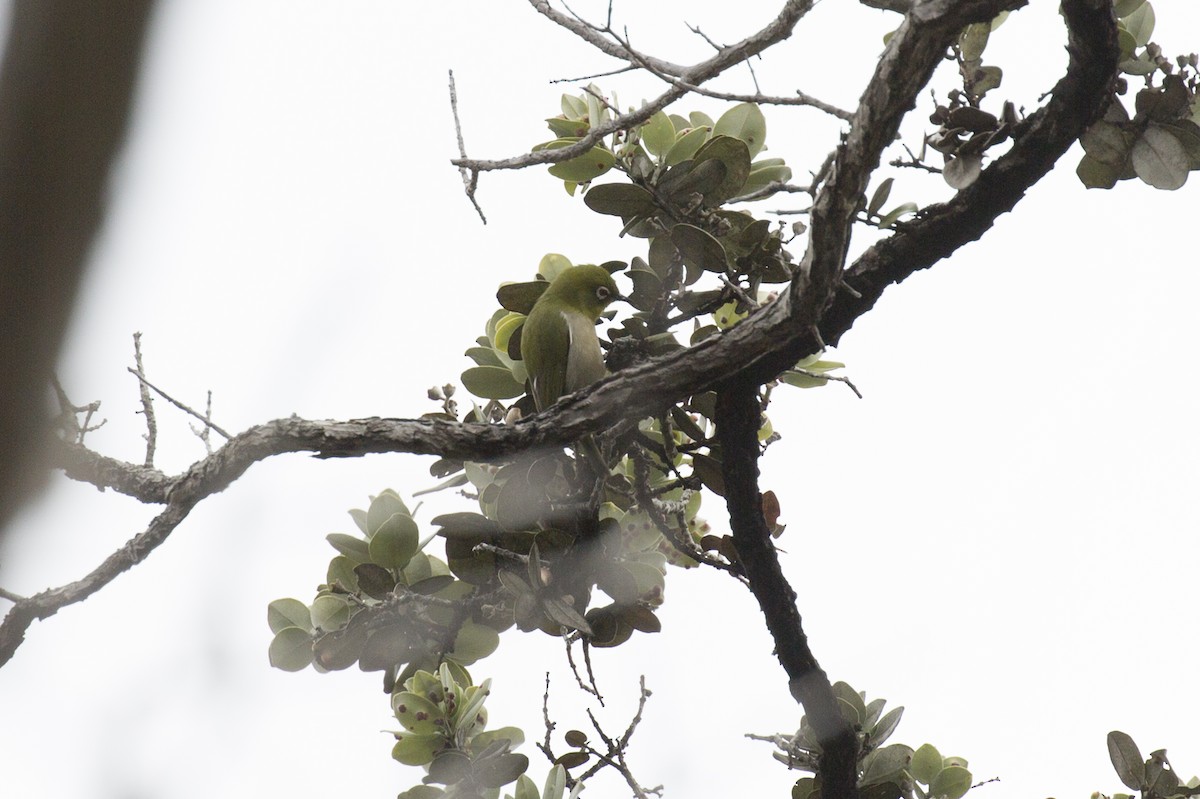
[521,264,623,412]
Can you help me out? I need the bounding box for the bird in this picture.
[521,264,623,413]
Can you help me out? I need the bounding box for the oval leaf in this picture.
[1132,126,1189,190]
[547,145,615,183]
[268,626,313,672]
[584,183,658,217]
[368,512,420,569]
[670,223,728,272]
[929,765,973,799]
[267,598,312,634]
[461,365,525,400]
[714,103,767,158]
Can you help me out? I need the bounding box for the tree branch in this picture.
[454,0,815,173]
[715,381,858,798]
[0,0,156,544]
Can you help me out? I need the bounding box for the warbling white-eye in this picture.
[521,264,623,412]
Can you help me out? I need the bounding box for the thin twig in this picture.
[124,368,233,440]
[448,69,487,223]
[564,632,602,700]
[131,332,157,466]
[539,672,556,761]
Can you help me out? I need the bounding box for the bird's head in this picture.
[544,264,624,320]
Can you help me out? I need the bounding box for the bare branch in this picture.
[131,332,157,466]
[456,0,817,173]
[125,367,233,440]
[448,70,487,223]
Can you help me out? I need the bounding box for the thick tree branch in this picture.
[0,0,156,544]
[715,381,858,798]
[823,0,1120,346]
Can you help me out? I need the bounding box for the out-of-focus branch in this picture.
[0,0,157,543]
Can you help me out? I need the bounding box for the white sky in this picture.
[1,1,1198,798]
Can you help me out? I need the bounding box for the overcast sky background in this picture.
[2,1,1198,798]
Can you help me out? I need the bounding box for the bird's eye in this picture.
[596,286,610,301]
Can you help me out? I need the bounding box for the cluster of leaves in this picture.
[1078,1,1200,190]
[761,682,973,799]
[886,12,1012,191]
[1099,731,1200,799]
[390,663,580,799]
[267,490,502,689]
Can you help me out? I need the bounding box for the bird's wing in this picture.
[522,304,569,412]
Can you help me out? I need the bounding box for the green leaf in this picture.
[1123,1,1154,46]
[392,732,448,766]
[462,365,525,400]
[470,726,526,754]
[1132,126,1189,189]
[267,598,312,634]
[393,691,446,734]
[547,144,615,183]
[367,490,409,535]
[691,452,726,497]
[929,765,972,799]
[1108,731,1147,791]
[973,66,1003,97]
[1076,153,1122,189]
[268,626,313,672]
[877,202,918,229]
[958,22,990,61]
[689,111,715,128]
[584,183,658,217]
[326,532,370,563]
[713,103,767,158]
[561,94,587,119]
[911,743,943,785]
[554,751,591,769]
[355,562,397,599]
[538,253,573,281]
[310,594,352,632]
[943,154,983,189]
[1114,0,1146,17]
[475,753,530,788]
[497,281,548,314]
[1081,120,1132,166]
[692,135,753,205]
[870,706,904,749]
[543,765,568,799]
[368,512,420,569]
[867,178,894,216]
[642,110,676,158]
[738,162,793,197]
[449,622,501,664]
[860,744,914,788]
[665,125,711,165]
[671,223,728,272]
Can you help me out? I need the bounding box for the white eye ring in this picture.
[596,286,611,300]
